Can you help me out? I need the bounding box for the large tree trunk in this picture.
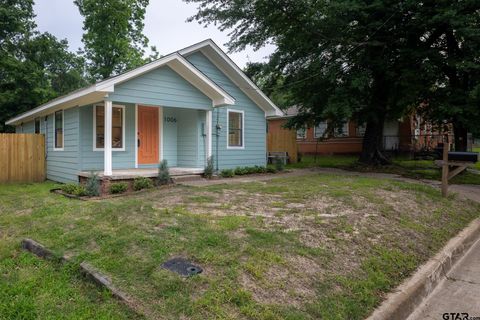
[358,70,391,166]
[453,123,468,152]
[359,117,391,165]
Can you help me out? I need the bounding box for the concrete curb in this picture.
[367,218,480,320]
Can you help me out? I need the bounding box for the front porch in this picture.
[79,167,204,180]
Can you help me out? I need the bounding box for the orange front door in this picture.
[138,106,159,165]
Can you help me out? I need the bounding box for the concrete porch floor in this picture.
[79,167,204,180]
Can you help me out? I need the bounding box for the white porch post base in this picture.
[104,99,113,176]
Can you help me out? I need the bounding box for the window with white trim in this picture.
[54,110,63,149]
[296,127,306,139]
[228,110,243,148]
[356,123,366,136]
[34,117,40,134]
[314,121,328,138]
[94,105,125,150]
[334,121,349,137]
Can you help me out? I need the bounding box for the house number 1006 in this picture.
[164,117,177,123]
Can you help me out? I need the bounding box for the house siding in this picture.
[16,121,35,133]
[78,104,207,171]
[11,48,270,183]
[107,65,212,110]
[78,103,136,171]
[45,108,80,183]
[185,52,267,169]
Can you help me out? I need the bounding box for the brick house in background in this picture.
[267,107,416,157]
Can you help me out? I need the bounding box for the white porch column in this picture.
[104,99,113,176]
[206,110,212,160]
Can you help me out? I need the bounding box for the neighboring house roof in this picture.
[267,105,299,119]
[6,39,282,126]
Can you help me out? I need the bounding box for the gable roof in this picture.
[179,39,283,117]
[7,39,281,126]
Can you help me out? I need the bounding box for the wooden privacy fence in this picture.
[0,134,45,183]
[267,119,298,163]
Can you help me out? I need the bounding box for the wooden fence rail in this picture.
[0,134,45,183]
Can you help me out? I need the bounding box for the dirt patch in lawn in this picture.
[240,254,321,307]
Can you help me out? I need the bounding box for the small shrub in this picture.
[158,160,171,185]
[61,183,78,195]
[254,165,267,173]
[61,183,87,196]
[234,167,248,175]
[266,166,277,173]
[220,169,235,178]
[133,177,153,191]
[85,172,100,196]
[204,156,214,179]
[109,182,128,194]
[244,166,257,174]
[274,156,285,172]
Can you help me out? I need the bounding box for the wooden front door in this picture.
[138,106,159,164]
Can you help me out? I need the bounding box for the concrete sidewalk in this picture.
[408,237,480,320]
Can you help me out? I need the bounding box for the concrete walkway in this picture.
[408,237,480,320]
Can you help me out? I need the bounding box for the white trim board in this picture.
[135,104,138,168]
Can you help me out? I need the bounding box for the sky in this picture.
[33,0,275,68]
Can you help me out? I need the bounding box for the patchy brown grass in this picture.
[1,174,479,319]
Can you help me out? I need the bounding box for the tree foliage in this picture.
[0,0,86,132]
[186,0,480,160]
[414,1,480,150]
[74,0,154,80]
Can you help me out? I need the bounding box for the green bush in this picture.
[234,167,248,175]
[220,169,235,178]
[109,182,128,194]
[61,183,78,195]
[133,177,154,191]
[85,172,100,196]
[254,165,267,173]
[274,156,285,172]
[204,156,214,179]
[61,183,87,196]
[244,166,257,174]
[266,166,277,173]
[158,160,171,185]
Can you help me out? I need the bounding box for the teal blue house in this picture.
[6,40,282,183]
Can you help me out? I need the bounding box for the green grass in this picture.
[287,155,358,169]
[289,154,480,184]
[474,147,480,170]
[1,176,479,319]
[0,250,138,320]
